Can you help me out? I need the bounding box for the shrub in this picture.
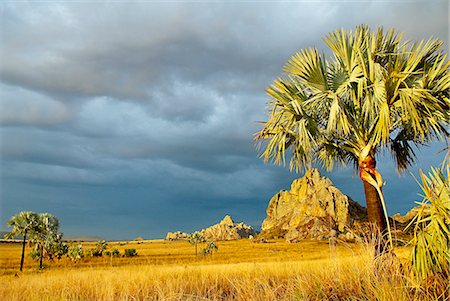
[68,244,83,262]
[201,241,218,256]
[104,248,120,257]
[52,240,68,260]
[111,248,120,257]
[91,240,107,257]
[407,163,449,282]
[124,248,137,257]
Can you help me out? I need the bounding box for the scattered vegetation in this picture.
[104,248,121,257]
[4,212,64,270]
[1,239,448,300]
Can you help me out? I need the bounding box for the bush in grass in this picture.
[124,248,137,257]
[104,248,120,257]
[201,241,218,256]
[68,244,83,262]
[111,248,120,257]
[91,240,107,257]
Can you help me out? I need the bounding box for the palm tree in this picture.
[256,25,449,249]
[31,213,60,269]
[188,231,206,256]
[5,211,40,271]
[92,240,107,256]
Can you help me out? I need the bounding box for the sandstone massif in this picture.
[165,215,257,241]
[165,168,419,243]
[200,215,257,241]
[165,231,189,241]
[260,168,367,242]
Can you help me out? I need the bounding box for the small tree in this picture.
[31,213,61,269]
[68,244,84,262]
[188,232,206,256]
[4,211,40,271]
[91,240,107,257]
[201,241,218,256]
[46,234,68,260]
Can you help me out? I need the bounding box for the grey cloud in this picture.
[0,83,72,126]
[0,3,341,102]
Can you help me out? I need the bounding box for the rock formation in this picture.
[391,207,425,235]
[165,231,189,241]
[200,215,257,241]
[391,207,420,225]
[260,168,367,242]
[165,215,257,241]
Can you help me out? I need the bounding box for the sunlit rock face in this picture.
[165,231,189,241]
[200,215,257,241]
[165,215,257,241]
[260,168,367,242]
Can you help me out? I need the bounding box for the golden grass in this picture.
[0,239,445,300]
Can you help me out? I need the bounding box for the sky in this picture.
[0,1,448,240]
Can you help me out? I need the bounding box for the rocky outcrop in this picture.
[200,215,257,241]
[165,231,189,241]
[391,207,426,235]
[165,216,257,241]
[260,168,367,242]
[391,207,420,225]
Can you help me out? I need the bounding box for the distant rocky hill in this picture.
[391,207,427,235]
[200,215,257,241]
[165,231,189,241]
[165,215,257,241]
[260,168,367,242]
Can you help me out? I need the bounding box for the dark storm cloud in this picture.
[1,1,448,239]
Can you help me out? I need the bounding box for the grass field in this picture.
[0,239,446,300]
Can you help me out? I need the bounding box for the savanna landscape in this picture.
[0,238,432,300]
[1,162,449,300]
[1,2,449,301]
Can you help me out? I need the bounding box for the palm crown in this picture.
[5,211,40,239]
[258,25,448,172]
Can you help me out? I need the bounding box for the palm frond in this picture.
[407,164,450,280]
[283,48,329,93]
[257,24,449,175]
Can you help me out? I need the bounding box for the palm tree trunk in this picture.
[39,245,44,269]
[359,155,389,254]
[20,232,26,272]
[362,181,387,231]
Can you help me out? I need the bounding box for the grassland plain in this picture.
[0,239,442,301]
